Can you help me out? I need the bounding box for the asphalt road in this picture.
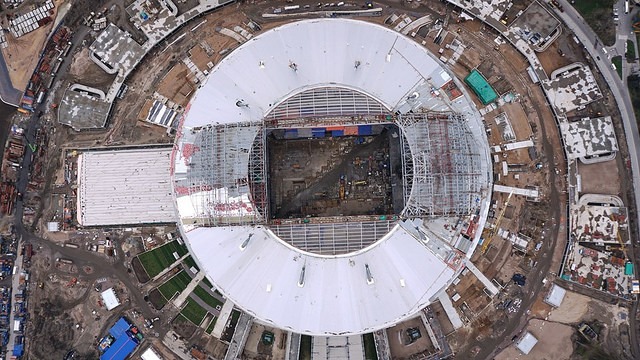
[6,20,163,355]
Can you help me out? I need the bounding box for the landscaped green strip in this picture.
[192,285,224,310]
[627,40,636,61]
[158,270,193,300]
[180,298,209,326]
[612,55,623,78]
[137,240,189,277]
[363,333,378,360]
[205,316,218,334]
[200,277,223,296]
[627,75,640,132]
[299,335,312,360]
[183,255,199,271]
[571,0,617,46]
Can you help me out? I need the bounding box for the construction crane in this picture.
[66,277,77,288]
[482,191,513,254]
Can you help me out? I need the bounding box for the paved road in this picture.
[0,51,22,106]
[556,1,640,359]
[7,20,165,357]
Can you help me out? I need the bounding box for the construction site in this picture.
[0,0,637,359]
[267,124,400,220]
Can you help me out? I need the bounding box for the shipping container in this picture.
[358,125,373,135]
[312,128,326,138]
[344,126,358,136]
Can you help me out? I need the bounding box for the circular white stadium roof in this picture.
[172,19,491,335]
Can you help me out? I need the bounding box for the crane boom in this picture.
[482,191,514,254]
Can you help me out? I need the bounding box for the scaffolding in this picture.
[266,86,388,120]
[271,220,395,255]
[176,121,266,226]
[398,112,483,217]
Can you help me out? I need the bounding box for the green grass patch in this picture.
[180,298,209,326]
[363,333,378,360]
[299,335,312,360]
[158,270,193,300]
[627,40,636,61]
[628,75,640,131]
[183,256,199,271]
[200,277,223,297]
[137,240,189,278]
[205,316,218,334]
[612,55,623,78]
[571,0,617,46]
[571,0,614,14]
[192,285,224,310]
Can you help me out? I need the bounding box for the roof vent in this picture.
[298,266,306,288]
[239,233,253,251]
[365,264,374,285]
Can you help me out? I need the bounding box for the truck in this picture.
[56,258,73,265]
[36,90,46,104]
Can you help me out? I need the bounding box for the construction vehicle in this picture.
[481,191,513,253]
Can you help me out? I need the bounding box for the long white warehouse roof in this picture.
[77,147,175,226]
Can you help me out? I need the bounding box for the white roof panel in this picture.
[101,288,120,311]
[77,148,175,226]
[188,224,454,335]
[544,283,566,307]
[185,19,441,128]
[176,18,491,336]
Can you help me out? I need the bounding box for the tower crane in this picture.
[482,191,513,254]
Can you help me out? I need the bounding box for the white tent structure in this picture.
[101,288,121,311]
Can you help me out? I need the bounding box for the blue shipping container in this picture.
[331,130,344,137]
[358,125,373,135]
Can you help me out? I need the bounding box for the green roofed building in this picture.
[464,69,498,105]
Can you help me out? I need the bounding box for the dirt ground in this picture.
[66,47,115,89]
[577,158,622,196]
[27,246,101,359]
[387,316,435,359]
[495,319,574,360]
[547,290,592,323]
[0,0,65,91]
[269,132,395,218]
[242,323,287,360]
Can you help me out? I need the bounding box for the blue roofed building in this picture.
[100,334,138,360]
[99,317,142,360]
[109,317,131,338]
[12,343,23,357]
